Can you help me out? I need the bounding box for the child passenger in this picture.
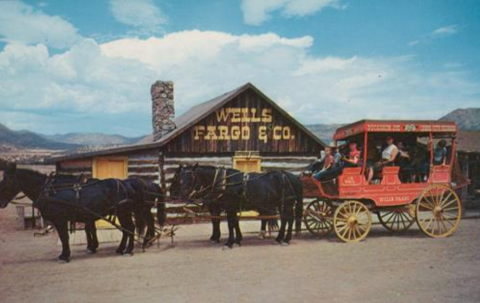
[314,147,335,181]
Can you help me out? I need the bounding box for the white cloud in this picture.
[431,25,458,38]
[109,0,167,34]
[0,30,478,135]
[241,0,344,25]
[0,1,80,49]
[410,25,460,47]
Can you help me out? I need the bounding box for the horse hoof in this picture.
[123,253,134,257]
[87,249,96,254]
[258,232,266,240]
[222,245,232,250]
[234,243,241,247]
[281,241,290,246]
[57,257,70,264]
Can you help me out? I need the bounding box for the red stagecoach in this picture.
[302,120,467,242]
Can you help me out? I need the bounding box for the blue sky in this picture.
[0,0,479,136]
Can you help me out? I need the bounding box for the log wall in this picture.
[57,159,93,178]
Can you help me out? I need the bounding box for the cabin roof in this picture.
[457,130,480,154]
[51,82,325,162]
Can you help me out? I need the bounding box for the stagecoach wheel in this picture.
[333,201,372,243]
[377,209,415,232]
[303,199,334,237]
[416,185,462,238]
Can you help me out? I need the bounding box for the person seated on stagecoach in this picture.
[396,141,413,182]
[313,146,335,181]
[431,139,448,165]
[367,136,398,183]
[307,150,326,174]
[342,141,361,168]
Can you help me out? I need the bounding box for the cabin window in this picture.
[233,151,261,173]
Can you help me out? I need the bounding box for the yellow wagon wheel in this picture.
[333,201,372,243]
[377,208,415,232]
[416,184,462,238]
[303,199,334,237]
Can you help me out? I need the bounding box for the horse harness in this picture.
[188,167,297,214]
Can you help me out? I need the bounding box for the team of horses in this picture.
[0,160,304,263]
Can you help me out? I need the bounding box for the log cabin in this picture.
[51,81,326,222]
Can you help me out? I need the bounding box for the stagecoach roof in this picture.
[50,82,325,163]
[333,120,458,141]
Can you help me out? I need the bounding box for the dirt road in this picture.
[1,201,480,303]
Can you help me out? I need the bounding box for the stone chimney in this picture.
[151,80,176,141]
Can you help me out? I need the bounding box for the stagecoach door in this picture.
[93,157,128,228]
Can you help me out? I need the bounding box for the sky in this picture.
[0,0,479,136]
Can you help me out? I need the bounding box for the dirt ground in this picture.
[1,200,480,303]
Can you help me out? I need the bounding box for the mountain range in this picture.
[0,123,79,151]
[439,108,480,130]
[43,133,144,146]
[0,108,478,151]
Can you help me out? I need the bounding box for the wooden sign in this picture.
[193,107,294,143]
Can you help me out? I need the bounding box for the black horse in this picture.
[44,175,165,254]
[122,178,166,248]
[0,161,164,262]
[170,165,303,248]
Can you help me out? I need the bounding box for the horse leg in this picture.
[85,222,93,252]
[275,217,287,244]
[118,212,135,256]
[91,222,99,251]
[85,221,97,254]
[208,205,221,243]
[210,218,221,243]
[116,214,129,255]
[142,208,155,249]
[234,216,242,246]
[54,220,71,263]
[282,202,296,244]
[224,210,236,249]
[124,216,136,256]
[259,219,267,239]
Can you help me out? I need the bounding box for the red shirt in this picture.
[323,154,334,169]
[349,150,360,163]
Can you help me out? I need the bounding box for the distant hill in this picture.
[44,133,144,146]
[305,123,345,143]
[0,123,78,150]
[440,108,480,130]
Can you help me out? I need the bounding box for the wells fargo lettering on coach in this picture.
[193,107,295,143]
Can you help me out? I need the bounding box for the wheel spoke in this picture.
[441,199,458,210]
[419,201,434,211]
[424,194,436,207]
[440,214,455,227]
[439,217,448,234]
[440,192,454,207]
